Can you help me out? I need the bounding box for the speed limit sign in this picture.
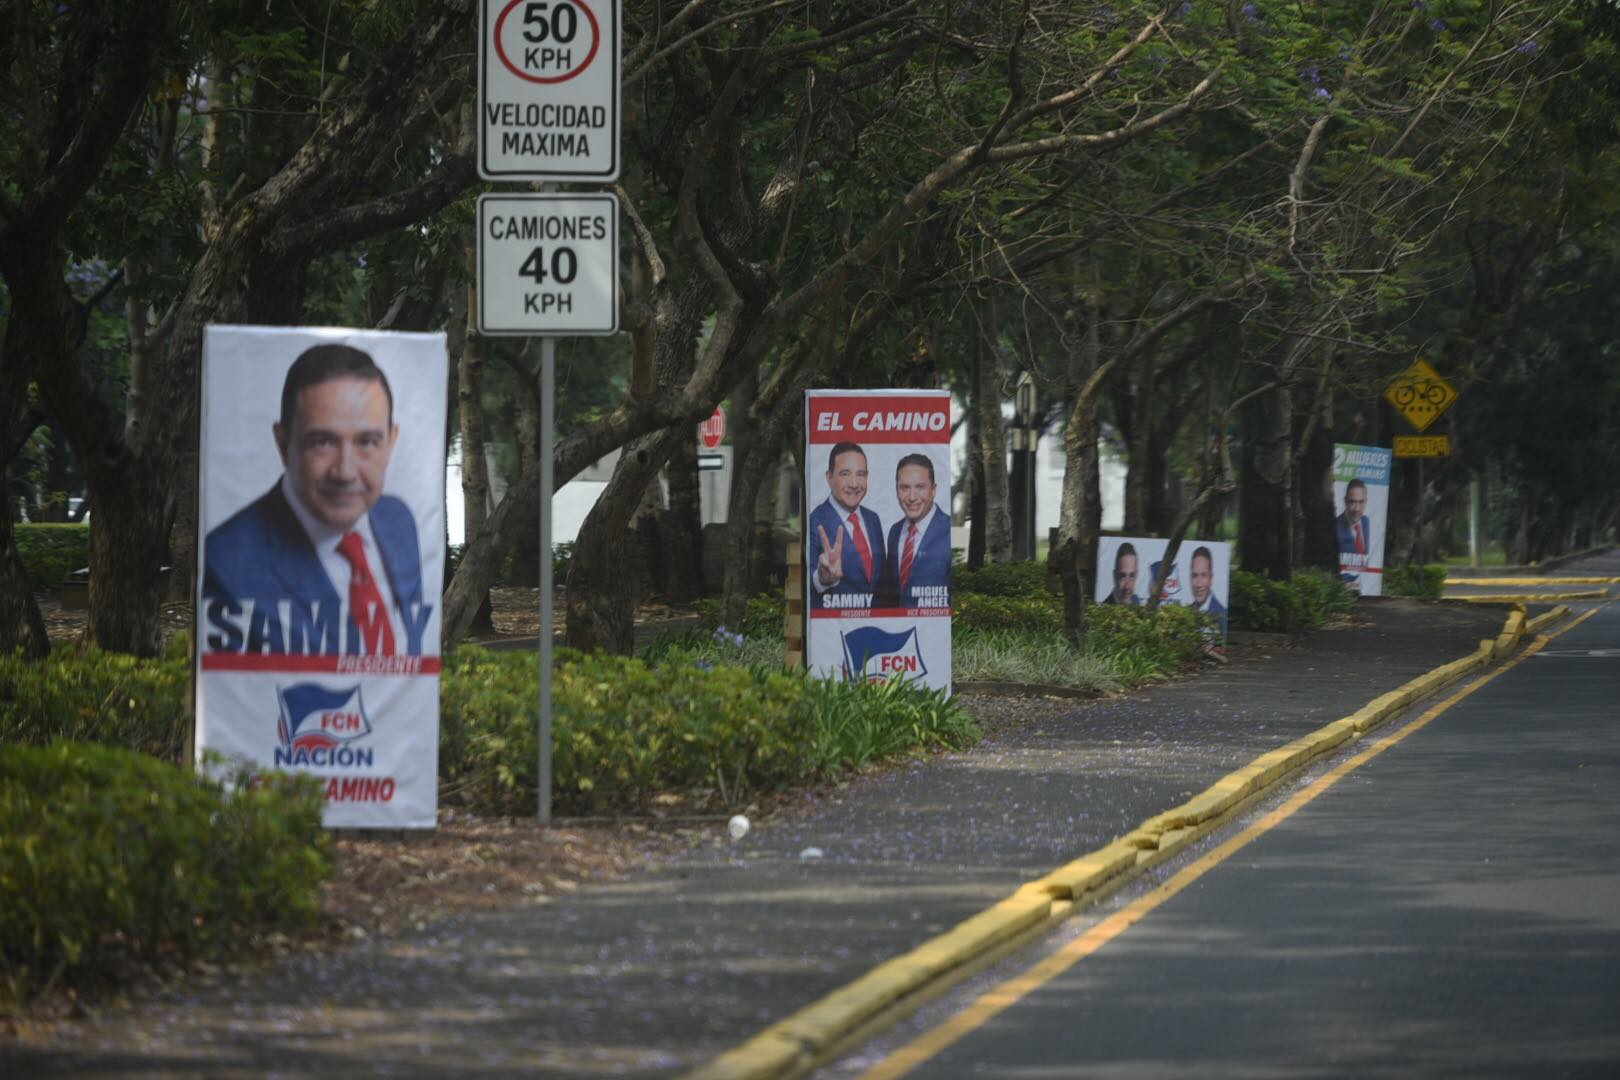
[477,193,618,335]
[479,0,620,180]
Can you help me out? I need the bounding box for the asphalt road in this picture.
[861,601,1620,1079]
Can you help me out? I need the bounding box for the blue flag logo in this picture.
[277,683,372,752]
[840,625,927,682]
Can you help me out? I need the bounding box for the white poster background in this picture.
[1093,536,1232,637]
[804,390,952,695]
[195,326,446,828]
[1332,443,1393,598]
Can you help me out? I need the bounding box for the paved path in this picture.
[2,600,1514,1077]
[858,591,1620,1078]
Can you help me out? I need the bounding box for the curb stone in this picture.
[683,604,1576,1080]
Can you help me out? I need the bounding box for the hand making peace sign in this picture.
[816,523,845,588]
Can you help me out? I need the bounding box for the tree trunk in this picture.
[720,364,760,620]
[976,298,1013,563]
[1239,387,1288,577]
[165,447,199,602]
[506,359,542,588]
[749,452,786,594]
[722,368,810,630]
[456,267,495,634]
[1299,418,1339,573]
[1055,265,1110,648]
[0,504,49,659]
[84,466,174,657]
[663,435,704,602]
[1124,355,1153,533]
[568,428,684,653]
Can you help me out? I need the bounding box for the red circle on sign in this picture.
[700,406,725,449]
[494,0,602,85]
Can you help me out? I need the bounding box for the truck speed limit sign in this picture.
[479,0,619,180]
[478,194,618,336]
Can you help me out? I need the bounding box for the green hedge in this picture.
[15,523,89,588]
[1385,563,1447,598]
[440,647,975,814]
[1229,569,1356,633]
[952,560,1051,598]
[0,641,190,761]
[2,642,975,816]
[954,592,1063,633]
[0,743,329,1005]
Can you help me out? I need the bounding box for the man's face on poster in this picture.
[1191,554,1212,605]
[1344,484,1367,525]
[896,462,936,524]
[827,449,868,513]
[1112,552,1138,602]
[276,375,398,530]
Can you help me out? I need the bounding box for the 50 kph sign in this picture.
[478,194,618,336]
[479,0,619,179]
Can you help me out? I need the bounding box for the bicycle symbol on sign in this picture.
[1384,360,1458,433]
[1390,380,1451,409]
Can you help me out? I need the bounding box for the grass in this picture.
[803,675,978,772]
[1442,544,1508,567]
[953,629,1123,691]
[638,624,789,669]
[641,615,1193,693]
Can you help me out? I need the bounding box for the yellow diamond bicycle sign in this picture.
[1384,359,1457,433]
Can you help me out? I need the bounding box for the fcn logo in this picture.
[840,626,927,683]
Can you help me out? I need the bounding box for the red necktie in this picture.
[1354,521,1365,555]
[847,512,874,582]
[900,523,918,588]
[338,532,395,655]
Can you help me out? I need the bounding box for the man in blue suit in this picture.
[1336,478,1373,594]
[1188,545,1226,635]
[809,441,886,609]
[879,453,951,608]
[203,344,431,656]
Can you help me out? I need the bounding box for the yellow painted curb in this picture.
[1444,576,1620,587]
[682,607,1535,1080]
[689,891,1057,1079]
[1525,605,1571,635]
[1455,589,1609,604]
[1491,607,1525,660]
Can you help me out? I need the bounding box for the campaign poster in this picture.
[196,326,447,828]
[1093,536,1232,638]
[804,390,952,694]
[1332,443,1392,598]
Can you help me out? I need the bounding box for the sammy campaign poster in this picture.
[1332,443,1392,597]
[1093,536,1232,638]
[195,326,447,828]
[804,390,952,694]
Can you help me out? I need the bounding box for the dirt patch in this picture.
[320,808,707,940]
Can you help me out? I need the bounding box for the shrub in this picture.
[955,628,1123,691]
[803,675,976,772]
[10,639,974,819]
[1385,563,1447,598]
[15,523,90,588]
[0,743,329,1005]
[1084,602,1211,674]
[952,560,1051,598]
[954,592,1063,633]
[692,594,786,640]
[0,643,189,762]
[1229,569,1356,632]
[440,647,976,814]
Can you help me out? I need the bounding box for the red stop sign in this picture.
[699,406,725,449]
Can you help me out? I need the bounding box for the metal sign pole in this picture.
[539,336,555,824]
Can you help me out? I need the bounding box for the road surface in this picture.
[855,601,1620,1079]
